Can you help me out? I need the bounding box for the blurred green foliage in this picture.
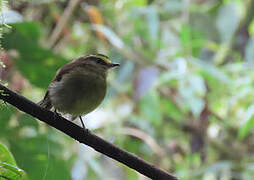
[0,141,26,180]
[1,0,254,179]
[2,23,68,88]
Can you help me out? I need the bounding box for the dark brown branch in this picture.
[0,84,179,180]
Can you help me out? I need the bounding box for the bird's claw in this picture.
[53,109,62,120]
[83,128,90,134]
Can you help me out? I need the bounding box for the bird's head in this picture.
[81,54,120,71]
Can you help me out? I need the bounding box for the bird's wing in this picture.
[53,62,76,82]
[38,56,88,109]
[53,56,86,82]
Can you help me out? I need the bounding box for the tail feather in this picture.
[37,91,52,110]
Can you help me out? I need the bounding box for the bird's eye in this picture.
[95,58,107,65]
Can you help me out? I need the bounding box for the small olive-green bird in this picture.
[38,54,119,129]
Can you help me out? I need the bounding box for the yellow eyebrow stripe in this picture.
[100,56,111,64]
[92,54,112,64]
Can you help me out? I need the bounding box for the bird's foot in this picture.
[83,127,90,134]
[79,116,90,134]
[53,109,62,119]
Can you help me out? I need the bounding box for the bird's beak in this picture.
[108,63,120,68]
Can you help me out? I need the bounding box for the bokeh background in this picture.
[1,0,254,179]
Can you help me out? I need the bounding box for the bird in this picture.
[38,54,119,130]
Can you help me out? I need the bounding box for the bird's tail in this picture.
[37,91,52,110]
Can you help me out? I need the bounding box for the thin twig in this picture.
[119,127,166,158]
[0,84,179,180]
[47,0,81,48]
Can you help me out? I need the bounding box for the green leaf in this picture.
[189,12,220,42]
[245,37,254,63]
[249,18,254,35]
[178,74,206,117]
[123,0,147,7]
[0,143,16,166]
[7,131,75,180]
[216,2,241,42]
[189,58,231,84]
[238,104,254,139]
[160,98,183,121]
[0,106,15,137]
[2,22,68,89]
[0,143,26,180]
[18,114,39,130]
[140,90,162,126]
[124,165,138,180]
[180,24,205,56]
[145,6,159,42]
[0,162,26,180]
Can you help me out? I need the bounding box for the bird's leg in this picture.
[79,116,89,133]
[54,108,61,116]
[53,108,62,120]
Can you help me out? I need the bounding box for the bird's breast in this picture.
[49,71,107,116]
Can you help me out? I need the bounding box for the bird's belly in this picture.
[49,74,106,116]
